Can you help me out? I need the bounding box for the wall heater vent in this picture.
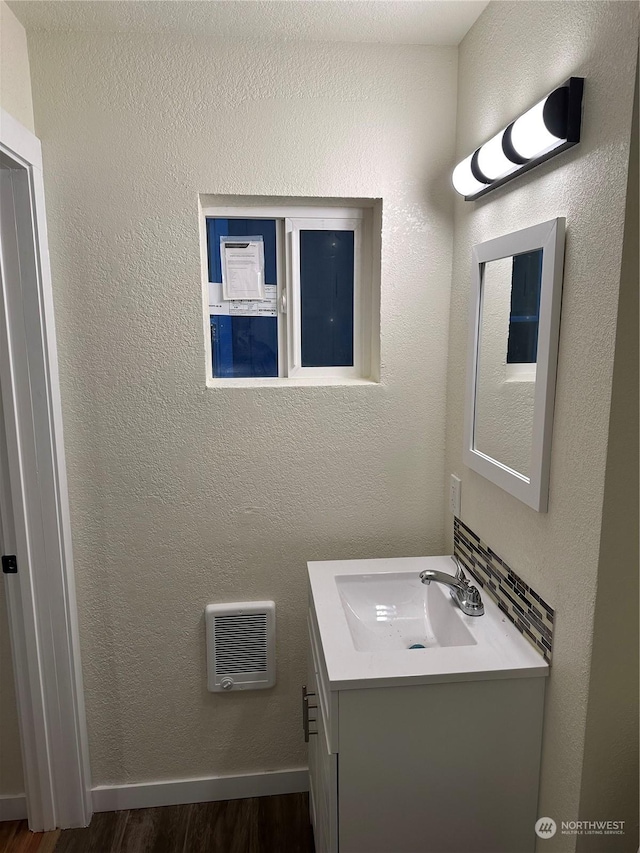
[205,601,275,692]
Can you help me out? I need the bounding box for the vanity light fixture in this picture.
[452,77,584,200]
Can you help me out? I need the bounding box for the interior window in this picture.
[507,249,543,364]
[207,218,278,379]
[202,201,377,383]
[300,229,355,368]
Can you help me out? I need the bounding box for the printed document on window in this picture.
[220,236,265,301]
[209,283,277,318]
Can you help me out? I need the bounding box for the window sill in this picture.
[505,363,537,383]
[206,376,380,389]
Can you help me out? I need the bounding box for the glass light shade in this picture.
[510,97,565,160]
[452,154,486,197]
[476,131,515,180]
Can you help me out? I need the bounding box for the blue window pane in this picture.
[211,315,278,378]
[207,218,277,284]
[507,249,543,364]
[300,230,354,368]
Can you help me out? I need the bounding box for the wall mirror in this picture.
[463,218,565,512]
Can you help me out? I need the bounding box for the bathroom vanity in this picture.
[305,556,548,853]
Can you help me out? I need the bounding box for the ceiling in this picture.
[9,1,488,45]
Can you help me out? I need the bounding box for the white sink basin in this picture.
[308,555,548,689]
[336,572,476,652]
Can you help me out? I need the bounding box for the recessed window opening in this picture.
[200,198,379,384]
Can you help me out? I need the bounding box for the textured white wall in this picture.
[445,3,638,851]
[27,32,457,786]
[0,0,34,130]
[0,0,29,798]
[577,73,639,852]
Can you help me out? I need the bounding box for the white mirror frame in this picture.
[463,218,566,512]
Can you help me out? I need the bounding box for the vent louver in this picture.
[206,602,275,692]
[214,614,268,674]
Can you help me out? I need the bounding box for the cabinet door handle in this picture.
[302,685,318,742]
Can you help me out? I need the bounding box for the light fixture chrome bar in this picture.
[452,77,584,201]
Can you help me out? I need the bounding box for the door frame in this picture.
[0,108,92,830]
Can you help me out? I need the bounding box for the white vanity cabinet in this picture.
[306,600,547,853]
[306,655,338,852]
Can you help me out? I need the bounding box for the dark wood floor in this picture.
[0,820,59,853]
[0,794,314,853]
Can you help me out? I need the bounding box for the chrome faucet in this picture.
[419,556,484,616]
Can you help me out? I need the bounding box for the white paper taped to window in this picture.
[209,284,277,317]
[220,236,265,301]
[209,282,229,315]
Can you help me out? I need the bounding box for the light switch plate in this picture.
[450,475,461,517]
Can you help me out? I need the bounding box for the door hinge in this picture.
[2,555,17,574]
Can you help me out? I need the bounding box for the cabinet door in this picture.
[307,657,338,852]
[307,662,319,835]
[314,696,338,853]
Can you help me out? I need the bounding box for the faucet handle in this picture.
[451,555,467,583]
[465,584,482,604]
[461,583,484,615]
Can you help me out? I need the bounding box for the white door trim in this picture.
[0,108,92,830]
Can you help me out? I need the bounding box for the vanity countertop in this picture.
[308,554,549,691]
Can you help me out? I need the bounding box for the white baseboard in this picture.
[1,769,309,821]
[0,794,27,821]
[92,768,309,813]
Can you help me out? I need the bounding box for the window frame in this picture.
[200,202,374,384]
[286,215,363,380]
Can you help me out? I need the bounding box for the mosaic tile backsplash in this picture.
[454,517,554,664]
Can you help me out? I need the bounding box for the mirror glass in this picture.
[474,249,543,479]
